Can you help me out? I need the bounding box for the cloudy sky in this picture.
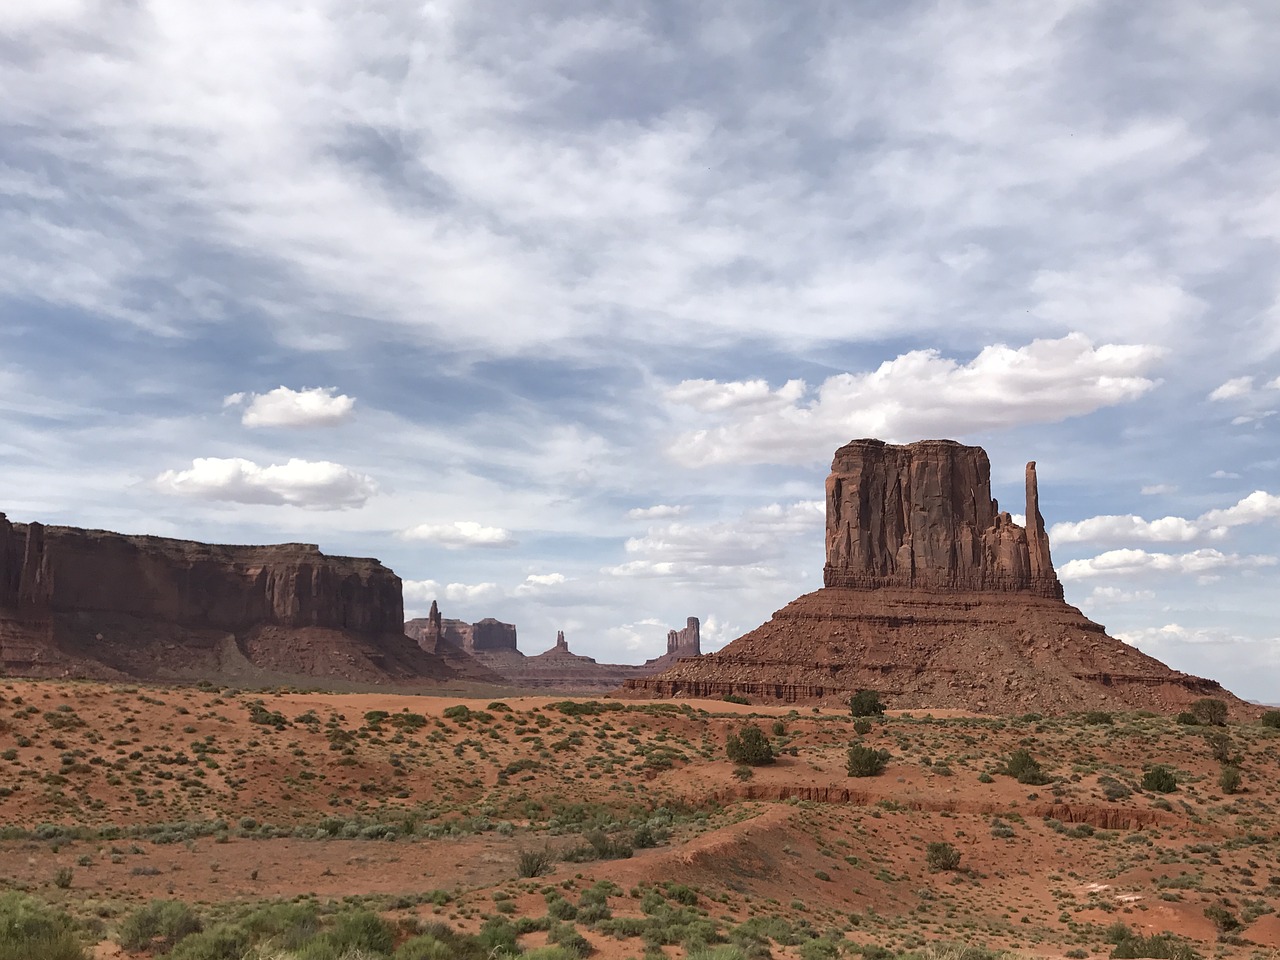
[3,1,1279,701]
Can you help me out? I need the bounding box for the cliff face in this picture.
[0,514,403,632]
[625,439,1247,716]
[0,512,482,685]
[824,439,1062,598]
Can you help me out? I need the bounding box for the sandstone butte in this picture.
[406,602,702,692]
[0,515,498,686]
[624,438,1248,715]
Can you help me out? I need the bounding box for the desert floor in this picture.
[1,679,1278,959]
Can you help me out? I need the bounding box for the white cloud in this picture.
[399,521,516,549]
[1059,547,1277,581]
[1208,375,1254,401]
[1084,586,1156,604]
[667,334,1163,466]
[1267,377,1280,390]
[225,386,355,428]
[153,457,376,509]
[627,504,690,519]
[403,579,500,605]
[1140,484,1177,495]
[1211,470,1242,479]
[514,572,569,595]
[1050,514,1202,544]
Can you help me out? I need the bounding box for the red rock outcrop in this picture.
[625,440,1248,715]
[0,513,490,685]
[823,439,1062,598]
[666,617,701,657]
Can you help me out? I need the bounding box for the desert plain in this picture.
[2,680,1279,960]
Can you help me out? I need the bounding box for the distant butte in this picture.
[624,439,1247,715]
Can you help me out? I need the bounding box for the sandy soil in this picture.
[2,679,1278,958]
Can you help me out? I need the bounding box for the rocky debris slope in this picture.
[625,439,1247,715]
[0,513,486,685]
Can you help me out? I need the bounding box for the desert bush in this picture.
[846,744,889,777]
[1175,712,1199,725]
[394,934,456,960]
[1203,731,1233,763]
[849,690,885,717]
[1003,750,1049,785]
[1110,933,1196,960]
[517,848,554,878]
[1204,901,1241,934]
[1082,710,1114,725]
[726,724,774,766]
[244,901,320,950]
[1141,766,1178,793]
[52,867,72,889]
[852,718,872,735]
[925,841,962,871]
[442,705,472,721]
[772,720,786,735]
[1259,710,1280,729]
[0,892,86,960]
[1218,765,1243,795]
[722,694,750,705]
[1191,698,1228,727]
[118,900,203,952]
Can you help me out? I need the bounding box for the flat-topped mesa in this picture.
[0,514,403,633]
[823,439,1063,599]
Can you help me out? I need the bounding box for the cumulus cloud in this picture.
[400,521,516,549]
[1211,470,1242,479]
[153,457,376,509]
[224,386,355,428]
[1140,484,1177,495]
[1208,376,1254,401]
[514,572,569,595]
[1053,490,1280,545]
[403,579,500,605]
[667,334,1163,466]
[1058,548,1277,581]
[627,504,690,519]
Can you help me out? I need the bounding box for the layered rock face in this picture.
[0,513,482,685]
[824,439,1062,598]
[625,440,1246,715]
[666,617,701,656]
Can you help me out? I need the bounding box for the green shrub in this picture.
[1082,711,1114,725]
[725,724,774,766]
[1175,712,1198,725]
[327,909,394,955]
[849,690,885,717]
[852,718,872,736]
[846,744,889,777]
[52,867,72,889]
[0,892,86,960]
[165,923,250,960]
[244,901,320,949]
[1110,933,1196,960]
[1259,710,1280,729]
[517,848,554,878]
[395,934,455,960]
[1141,766,1178,793]
[1218,765,1242,795]
[722,694,750,705]
[1204,902,1240,934]
[1003,750,1050,785]
[117,900,203,952]
[925,841,961,871]
[442,705,472,721]
[1203,731,1232,763]
[1190,698,1228,727]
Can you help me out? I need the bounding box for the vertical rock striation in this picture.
[823,439,1062,598]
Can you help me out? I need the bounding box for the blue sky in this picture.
[2,1,1279,701]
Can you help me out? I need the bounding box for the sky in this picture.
[2,1,1279,702]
